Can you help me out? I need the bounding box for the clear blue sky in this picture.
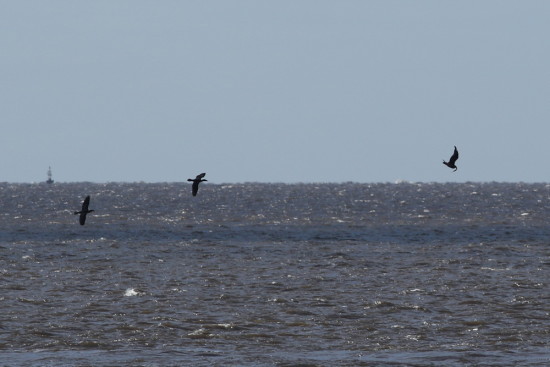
[2,1,549,183]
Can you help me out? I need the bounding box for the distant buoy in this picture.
[46,166,54,184]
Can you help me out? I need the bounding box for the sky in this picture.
[2,1,550,183]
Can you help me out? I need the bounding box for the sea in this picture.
[0,181,549,366]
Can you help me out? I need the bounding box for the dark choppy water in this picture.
[0,182,549,366]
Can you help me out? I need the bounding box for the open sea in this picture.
[0,182,549,366]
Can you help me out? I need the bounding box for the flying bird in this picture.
[74,195,94,225]
[443,146,459,171]
[187,173,207,196]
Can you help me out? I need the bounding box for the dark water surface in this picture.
[0,182,549,366]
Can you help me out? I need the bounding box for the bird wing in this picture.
[82,196,91,211]
[196,173,206,180]
[79,213,87,225]
[449,147,459,164]
[192,182,199,196]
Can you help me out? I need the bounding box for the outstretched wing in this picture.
[449,146,459,165]
[192,182,199,196]
[82,195,91,211]
[196,173,206,180]
[79,213,87,225]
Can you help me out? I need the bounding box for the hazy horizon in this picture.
[5,177,550,185]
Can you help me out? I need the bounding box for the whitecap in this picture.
[188,328,209,337]
[124,288,139,297]
[216,323,232,329]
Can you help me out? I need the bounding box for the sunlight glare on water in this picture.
[0,182,549,366]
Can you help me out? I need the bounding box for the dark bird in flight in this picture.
[187,173,207,196]
[443,146,459,171]
[74,195,94,225]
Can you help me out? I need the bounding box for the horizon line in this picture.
[2,180,550,185]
